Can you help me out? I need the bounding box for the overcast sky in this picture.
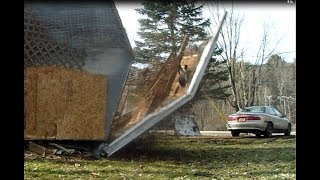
[115,2,296,63]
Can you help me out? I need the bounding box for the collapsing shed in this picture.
[24,1,227,157]
[24,1,134,140]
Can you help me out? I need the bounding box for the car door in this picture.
[265,107,281,129]
[272,107,289,129]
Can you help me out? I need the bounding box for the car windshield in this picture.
[238,107,265,113]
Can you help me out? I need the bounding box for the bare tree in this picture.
[247,22,281,106]
[208,3,282,110]
[207,2,244,111]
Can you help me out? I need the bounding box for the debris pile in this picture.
[25,141,95,159]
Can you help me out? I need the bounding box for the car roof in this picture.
[244,106,272,108]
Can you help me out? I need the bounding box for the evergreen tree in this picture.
[265,54,287,100]
[196,47,231,100]
[134,0,210,66]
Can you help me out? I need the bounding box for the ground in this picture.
[24,134,296,179]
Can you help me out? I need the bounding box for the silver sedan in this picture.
[226,106,291,137]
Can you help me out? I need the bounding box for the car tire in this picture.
[284,123,291,136]
[255,132,262,137]
[264,122,273,138]
[231,130,240,137]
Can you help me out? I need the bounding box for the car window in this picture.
[266,107,277,116]
[272,107,282,117]
[239,107,265,113]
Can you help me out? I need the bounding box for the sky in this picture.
[114,2,296,63]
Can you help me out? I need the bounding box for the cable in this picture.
[204,90,231,128]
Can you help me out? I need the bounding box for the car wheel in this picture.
[231,130,240,137]
[255,132,262,137]
[264,122,273,138]
[284,124,291,136]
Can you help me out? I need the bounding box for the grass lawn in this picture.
[24,134,296,179]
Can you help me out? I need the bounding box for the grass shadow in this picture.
[107,135,295,166]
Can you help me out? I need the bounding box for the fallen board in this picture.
[24,66,107,140]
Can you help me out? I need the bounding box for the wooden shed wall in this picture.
[24,66,107,140]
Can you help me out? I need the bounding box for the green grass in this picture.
[24,135,296,179]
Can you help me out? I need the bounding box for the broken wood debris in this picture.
[26,142,91,157]
[49,143,76,155]
[28,142,57,156]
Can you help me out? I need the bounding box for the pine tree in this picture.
[134,0,210,66]
[196,47,231,100]
[265,54,287,101]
